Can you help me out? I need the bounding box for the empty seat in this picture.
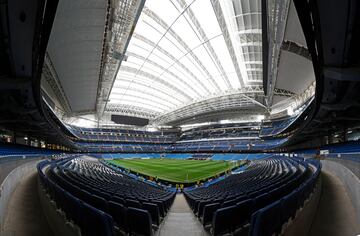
[212,205,237,236]
[281,190,299,223]
[143,202,160,226]
[126,199,142,209]
[111,196,126,205]
[107,201,128,233]
[151,200,165,217]
[63,192,82,225]
[221,199,237,208]
[202,203,220,226]
[234,199,254,228]
[249,200,283,236]
[197,200,211,216]
[127,207,153,236]
[254,193,271,211]
[81,203,114,236]
[89,194,107,212]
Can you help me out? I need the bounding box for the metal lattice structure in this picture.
[43,0,316,127]
[106,0,265,120]
[151,87,296,125]
[42,53,72,114]
[96,0,146,117]
[266,0,291,106]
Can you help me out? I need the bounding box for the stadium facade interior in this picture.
[0,0,359,236]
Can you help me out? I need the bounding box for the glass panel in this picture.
[108,0,263,116]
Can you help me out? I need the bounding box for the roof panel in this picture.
[107,0,264,121]
[47,0,107,112]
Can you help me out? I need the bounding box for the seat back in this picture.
[126,199,142,209]
[281,190,298,223]
[90,194,107,212]
[151,200,165,217]
[143,202,160,226]
[111,196,126,205]
[63,192,82,225]
[254,193,271,211]
[81,203,114,236]
[202,203,220,226]
[221,199,237,208]
[127,207,153,236]
[212,205,237,236]
[249,200,282,236]
[235,199,254,228]
[107,201,128,233]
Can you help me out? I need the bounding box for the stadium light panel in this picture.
[256,115,265,122]
[146,127,158,132]
[287,107,295,116]
[180,122,212,129]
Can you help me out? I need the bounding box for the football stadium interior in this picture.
[0,0,360,235]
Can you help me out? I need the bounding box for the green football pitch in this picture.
[108,158,240,183]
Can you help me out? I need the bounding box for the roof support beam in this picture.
[265,0,291,106]
[211,0,245,88]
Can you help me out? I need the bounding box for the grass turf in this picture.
[108,158,237,183]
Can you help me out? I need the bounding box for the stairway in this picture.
[158,193,209,236]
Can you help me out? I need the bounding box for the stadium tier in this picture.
[180,123,260,141]
[38,157,176,235]
[259,116,298,137]
[36,155,321,236]
[67,125,179,144]
[74,138,288,153]
[0,143,59,157]
[184,157,321,235]
[67,122,291,147]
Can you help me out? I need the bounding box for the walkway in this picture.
[309,171,360,236]
[326,158,360,179]
[0,157,39,184]
[158,194,209,236]
[1,172,54,236]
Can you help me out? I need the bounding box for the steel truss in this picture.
[96,0,145,117]
[151,87,294,125]
[42,53,72,114]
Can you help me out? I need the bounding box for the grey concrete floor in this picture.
[309,171,360,236]
[1,172,54,236]
[158,194,209,236]
[327,158,360,179]
[0,158,39,184]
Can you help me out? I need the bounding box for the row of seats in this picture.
[0,143,58,156]
[68,125,178,144]
[184,157,321,235]
[77,138,288,153]
[250,160,321,236]
[38,157,175,236]
[180,128,259,141]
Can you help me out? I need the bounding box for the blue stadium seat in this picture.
[202,202,220,227]
[212,205,237,236]
[89,194,108,212]
[234,199,254,229]
[221,198,238,208]
[281,190,299,222]
[81,202,114,236]
[126,199,142,209]
[107,201,128,233]
[254,193,271,211]
[143,202,160,226]
[249,200,283,236]
[111,196,126,205]
[127,207,153,236]
[63,191,83,225]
